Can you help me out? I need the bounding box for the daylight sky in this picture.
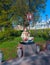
[42,0,50,20]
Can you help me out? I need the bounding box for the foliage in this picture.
[0,29,22,41]
[0,0,47,40]
[30,28,50,40]
[11,30,23,37]
[0,0,47,26]
[0,28,50,41]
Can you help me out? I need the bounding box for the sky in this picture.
[42,0,50,20]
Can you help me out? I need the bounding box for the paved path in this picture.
[2,43,50,65]
[2,51,50,65]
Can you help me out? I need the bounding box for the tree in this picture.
[0,0,15,40]
[15,0,47,25]
[0,0,47,26]
[0,0,47,41]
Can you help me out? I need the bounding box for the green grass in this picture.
[0,37,46,61]
[0,37,22,61]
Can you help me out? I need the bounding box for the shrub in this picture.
[0,28,50,41]
[0,29,23,41]
[11,30,22,37]
[30,28,50,40]
[0,32,4,40]
[30,30,35,36]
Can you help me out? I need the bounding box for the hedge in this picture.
[0,28,50,41]
[30,28,50,40]
[0,29,23,42]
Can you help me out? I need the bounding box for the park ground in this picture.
[0,37,46,61]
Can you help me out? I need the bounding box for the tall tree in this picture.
[0,0,47,40]
[15,0,47,25]
[0,0,47,26]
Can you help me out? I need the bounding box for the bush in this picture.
[0,32,5,40]
[0,29,23,41]
[30,30,35,36]
[0,28,50,42]
[12,30,22,37]
[36,29,43,37]
[30,29,50,40]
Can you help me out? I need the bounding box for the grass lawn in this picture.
[0,37,46,61]
[0,37,22,61]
